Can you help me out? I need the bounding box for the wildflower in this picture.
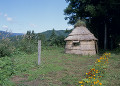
[81,85,83,86]
[93,75,95,77]
[92,68,95,71]
[86,73,88,75]
[98,60,101,62]
[97,80,99,83]
[96,81,98,84]
[99,83,102,85]
[79,81,83,84]
[94,82,96,84]
[96,70,99,73]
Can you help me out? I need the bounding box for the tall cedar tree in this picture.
[49,28,57,40]
[64,0,120,49]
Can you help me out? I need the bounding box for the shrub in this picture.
[0,57,14,86]
[19,39,37,54]
[0,38,15,57]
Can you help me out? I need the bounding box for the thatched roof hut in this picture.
[65,24,98,55]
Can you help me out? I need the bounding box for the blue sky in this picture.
[0,0,73,33]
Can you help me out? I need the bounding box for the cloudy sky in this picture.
[0,0,73,33]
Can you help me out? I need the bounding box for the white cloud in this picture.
[7,17,13,21]
[2,25,8,29]
[30,24,37,28]
[4,14,8,17]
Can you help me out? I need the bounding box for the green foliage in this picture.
[65,29,72,33]
[48,29,57,46]
[48,29,66,46]
[74,20,86,27]
[18,30,47,54]
[36,33,46,45]
[42,30,69,40]
[19,38,37,54]
[0,57,14,86]
[0,38,15,57]
[7,47,120,85]
[49,28,56,40]
[64,0,120,24]
[64,0,120,49]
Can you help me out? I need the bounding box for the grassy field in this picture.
[10,47,120,86]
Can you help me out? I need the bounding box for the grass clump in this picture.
[74,20,86,28]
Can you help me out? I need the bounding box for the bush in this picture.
[48,36,66,47]
[19,39,37,54]
[0,38,15,57]
[0,57,14,86]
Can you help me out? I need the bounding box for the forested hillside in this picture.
[41,30,69,39]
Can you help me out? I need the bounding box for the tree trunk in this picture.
[104,22,107,50]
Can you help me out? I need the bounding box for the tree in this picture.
[49,28,56,40]
[64,0,120,49]
[36,33,46,45]
[31,30,36,41]
[25,30,31,40]
[48,29,57,46]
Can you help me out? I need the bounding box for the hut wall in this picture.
[80,40,96,55]
[65,41,77,49]
[80,41,95,50]
[65,40,96,55]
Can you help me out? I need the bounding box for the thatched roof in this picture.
[65,26,97,41]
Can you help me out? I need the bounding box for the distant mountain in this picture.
[0,30,70,40]
[41,30,69,39]
[0,31,23,39]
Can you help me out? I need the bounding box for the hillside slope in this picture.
[0,31,23,39]
[41,30,69,39]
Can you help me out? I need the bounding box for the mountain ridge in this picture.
[0,30,69,39]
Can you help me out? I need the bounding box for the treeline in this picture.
[0,29,66,57]
[64,0,120,50]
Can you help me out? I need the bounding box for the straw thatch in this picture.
[65,26,98,55]
[65,26,97,41]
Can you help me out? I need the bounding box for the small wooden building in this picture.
[65,26,98,55]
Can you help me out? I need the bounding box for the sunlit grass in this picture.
[11,47,120,86]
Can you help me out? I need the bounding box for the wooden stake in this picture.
[38,40,41,65]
